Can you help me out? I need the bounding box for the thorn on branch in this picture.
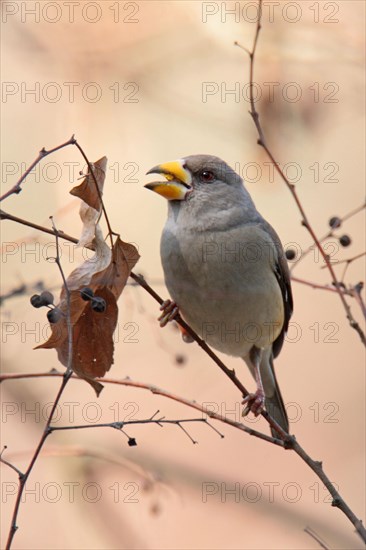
[150,410,160,420]
[0,446,25,479]
[177,422,197,445]
[204,420,225,439]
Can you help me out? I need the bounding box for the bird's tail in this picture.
[264,354,289,437]
[245,349,289,437]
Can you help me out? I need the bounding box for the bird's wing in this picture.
[260,221,293,358]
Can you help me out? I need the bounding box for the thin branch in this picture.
[0,209,90,247]
[235,0,366,346]
[292,441,365,542]
[2,370,365,541]
[0,447,24,479]
[72,140,116,248]
[0,371,284,447]
[0,136,76,203]
[330,250,366,279]
[49,217,73,374]
[4,223,74,550]
[304,526,330,550]
[5,371,72,550]
[291,203,366,273]
[49,418,207,431]
[292,277,349,295]
[349,284,366,319]
[49,417,213,446]
[0,136,115,249]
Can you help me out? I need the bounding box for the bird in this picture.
[145,155,293,436]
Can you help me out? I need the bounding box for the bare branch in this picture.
[1,369,366,542]
[4,224,74,550]
[304,526,330,550]
[0,136,76,203]
[235,0,366,346]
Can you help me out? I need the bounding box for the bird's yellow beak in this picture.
[145,160,192,201]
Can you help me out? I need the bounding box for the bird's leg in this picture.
[158,299,179,327]
[242,346,265,417]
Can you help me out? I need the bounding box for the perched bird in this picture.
[145,155,293,435]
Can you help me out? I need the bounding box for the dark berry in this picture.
[80,287,94,301]
[285,249,296,260]
[30,294,43,308]
[128,438,137,447]
[329,216,341,229]
[91,297,106,313]
[39,291,54,305]
[47,308,62,324]
[339,235,351,247]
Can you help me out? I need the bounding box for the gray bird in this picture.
[145,155,293,435]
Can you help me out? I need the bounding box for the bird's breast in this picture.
[161,222,284,356]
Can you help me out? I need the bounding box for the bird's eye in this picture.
[200,170,215,183]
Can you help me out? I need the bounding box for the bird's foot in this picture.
[241,389,265,418]
[158,299,179,327]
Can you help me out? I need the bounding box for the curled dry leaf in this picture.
[70,156,107,212]
[37,156,140,395]
[70,156,107,248]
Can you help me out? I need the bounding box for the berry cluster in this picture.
[80,287,107,313]
[30,288,107,323]
[285,215,352,261]
[328,216,352,246]
[30,291,62,323]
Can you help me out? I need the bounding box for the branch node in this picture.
[112,422,124,430]
[332,497,341,508]
[283,435,296,450]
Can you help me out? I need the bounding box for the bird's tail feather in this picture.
[244,349,289,437]
[265,355,289,437]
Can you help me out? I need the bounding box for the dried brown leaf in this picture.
[92,237,140,300]
[70,156,107,211]
[37,157,140,393]
[37,239,139,389]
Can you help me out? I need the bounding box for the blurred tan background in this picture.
[1,1,365,549]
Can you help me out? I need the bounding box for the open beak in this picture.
[145,160,192,200]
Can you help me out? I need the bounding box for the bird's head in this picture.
[145,155,243,202]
